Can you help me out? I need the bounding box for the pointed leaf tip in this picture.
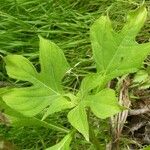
[46,132,73,150]
[3,36,71,117]
[90,5,150,79]
[68,105,89,141]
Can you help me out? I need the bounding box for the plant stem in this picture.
[36,118,70,133]
[89,127,103,150]
[87,108,102,150]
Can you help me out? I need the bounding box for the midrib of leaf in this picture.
[36,77,61,95]
[0,99,70,133]
[29,64,62,95]
[50,61,60,92]
[57,135,71,150]
[104,30,135,75]
[28,74,61,96]
[33,117,70,133]
[79,107,86,133]
[100,20,106,71]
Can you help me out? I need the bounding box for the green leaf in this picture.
[78,73,106,96]
[86,89,122,119]
[68,104,89,141]
[133,70,149,83]
[42,95,77,120]
[39,35,70,92]
[0,87,11,95]
[91,6,150,79]
[0,98,69,133]
[5,55,38,83]
[46,132,73,150]
[132,70,150,89]
[2,36,71,117]
[139,80,150,90]
[142,146,150,150]
[10,116,69,133]
[146,66,150,74]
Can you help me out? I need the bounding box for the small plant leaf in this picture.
[86,89,122,119]
[46,132,73,150]
[4,55,38,83]
[91,6,150,79]
[2,36,71,117]
[42,96,76,120]
[133,70,149,84]
[78,73,106,96]
[0,98,69,133]
[68,104,89,141]
[132,70,150,89]
[39,36,70,92]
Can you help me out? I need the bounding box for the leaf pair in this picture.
[68,88,121,141]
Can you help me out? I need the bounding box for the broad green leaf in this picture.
[10,116,69,133]
[39,35,70,92]
[0,98,69,133]
[46,132,73,150]
[42,95,77,120]
[2,36,71,117]
[91,6,150,79]
[68,104,89,141]
[86,89,122,119]
[5,55,38,83]
[78,73,106,96]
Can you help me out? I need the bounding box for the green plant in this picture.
[0,5,150,150]
[142,146,150,150]
[132,68,150,89]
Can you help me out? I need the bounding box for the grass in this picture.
[0,0,150,149]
